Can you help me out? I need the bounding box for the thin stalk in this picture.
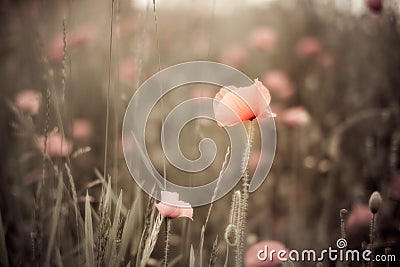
[204,146,230,229]
[235,120,254,267]
[164,218,171,267]
[224,246,229,267]
[152,0,167,188]
[104,0,115,178]
[207,0,216,58]
[368,214,376,267]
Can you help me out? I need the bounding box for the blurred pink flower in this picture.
[391,174,400,201]
[245,240,288,267]
[280,106,310,127]
[72,119,92,141]
[318,52,335,68]
[120,59,137,84]
[269,103,284,117]
[14,90,42,115]
[155,191,193,220]
[366,0,383,13]
[48,27,97,61]
[262,70,295,100]
[247,27,278,53]
[119,17,137,38]
[191,34,209,57]
[295,36,322,59]
[36,132,73,157]
[220,44,248,67]
[214,79,272,127]
[346,203,373,229]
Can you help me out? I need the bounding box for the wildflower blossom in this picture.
[48,27,97,61]
[14,90,42,115]
[213,79,272,127]
[36,132,73,157]
[346,203,373,229]
[262,70,294,100]
[155,191,193,220]
[247,27,278,53]
[280,106,310,127]
[366,0,383,13]
[72,119,92,141]
[296,36,322,59]
[220,44,248,67]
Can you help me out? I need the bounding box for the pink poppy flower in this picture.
[346,203,373,229]
[14,90,42,115]
[280,106,310,127]
[318,52,335,68]
[366,0,383,13]
[48,27,97,61]
[269,103,284,117]
[295,37,322,59]
[262,70,294,100]
[119,17,137,38]
[36,132,73,157]
[245,240,288,267]
[220,44,248,67]
[119,59,137,84]
[72,119,92,141]
[191,34,209,57]
[213,79,272,127]
[391,174,400,201]
[247,27,278,53]
[155,191,193,220]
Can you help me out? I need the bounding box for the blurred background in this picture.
[0,0,400,266]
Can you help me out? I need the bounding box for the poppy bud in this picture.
[369,191,382,214]
[366,0,383,13]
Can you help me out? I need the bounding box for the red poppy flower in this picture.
[213,79,272,127]
[155,191,193,220]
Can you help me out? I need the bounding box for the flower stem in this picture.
[164,218,171,267]
[235,120,255,267]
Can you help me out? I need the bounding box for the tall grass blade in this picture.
[85,191,95,267]
[64,163,81,262]
[140,214,163,267]
[45,172,64,267]
[209,235,218,267]
[136,196,156,267]
[130,187,143,256]
[94,169,128,216]
[199,225,205,267]
[0,211,9,267]
[168,254,183,267]
[189,245,195,267]
[119,191,141,265]
[97,178,112,265]
[105,190,123,266]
